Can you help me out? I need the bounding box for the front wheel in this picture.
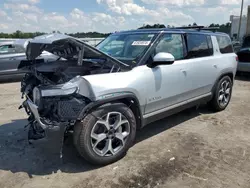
[73,103,136,165]
[209,76,233,112]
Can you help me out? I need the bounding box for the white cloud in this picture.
[206,6,228,15]
[141,0,205,6]
[0,23,9,30]
[92,13,125,27]
[6,0,40,4]
[24,13,38,23]
[0,9,7,17]
[28,0,40,4]
[70,8,85,19]
[0,0,248,33]
[220,0,240,5]
[229,7,248,16]
[4,3,42,13]
[97,0,151,15]
[43,13,68,24]
[96,0,194,25]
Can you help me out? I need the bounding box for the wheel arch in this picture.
[78,93,144,130]
[212,71,234,95]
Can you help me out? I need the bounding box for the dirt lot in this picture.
[0,77,250,188]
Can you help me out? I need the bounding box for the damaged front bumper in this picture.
[24,99,67,156]
[20,76,95,156]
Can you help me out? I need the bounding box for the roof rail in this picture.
[174,26,205,29]
[173,26,220,32]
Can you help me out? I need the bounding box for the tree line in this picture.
[0,30,110,39]
[0,22,231,39]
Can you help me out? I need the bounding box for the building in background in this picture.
[230,5,250,41]
[230,15,247,41]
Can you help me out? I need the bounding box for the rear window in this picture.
[186,34,213,58]
[216,35,234,54]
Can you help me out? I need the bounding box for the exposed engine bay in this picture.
[18,33,130,156]
[20,57,122,139]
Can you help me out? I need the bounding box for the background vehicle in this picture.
[19,28,237,165]
[237,35,250,73]
[232,41,241,52]
[0,39,57,81]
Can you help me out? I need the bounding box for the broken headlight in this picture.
[33,87,41,106]
[41,87,78,97]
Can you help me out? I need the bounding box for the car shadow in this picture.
[0,106,213,176]
[135,106,212,144]
[0,119,97,177]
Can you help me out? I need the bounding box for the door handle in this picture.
[9,57,16,60]
[213,64,218,68]
[180,69,187,76]
[180,69,187,73]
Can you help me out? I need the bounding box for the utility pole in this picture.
[238,0,244,41]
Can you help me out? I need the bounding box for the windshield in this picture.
[96,33,156,65]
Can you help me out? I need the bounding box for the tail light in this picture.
[236,56,239,62]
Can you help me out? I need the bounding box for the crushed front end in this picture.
[18,33,128,156]
[20,76,92,156]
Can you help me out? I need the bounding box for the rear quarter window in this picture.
[186,34,213,58]
[216,35,234,54]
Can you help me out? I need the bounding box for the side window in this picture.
[0,45,9,54]
[155,34,184,60]
[216,35,234,54]
[0,44,16,54]
[186,34,212,59]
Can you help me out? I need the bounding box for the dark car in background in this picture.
[237,35,250,73]
[0,39,57,81]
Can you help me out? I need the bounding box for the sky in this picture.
[0,0,249,33]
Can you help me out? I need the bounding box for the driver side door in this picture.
[144,33,190,115]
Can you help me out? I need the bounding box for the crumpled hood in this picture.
[26,33,130,70]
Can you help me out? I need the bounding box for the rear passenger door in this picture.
[181,33,218,99]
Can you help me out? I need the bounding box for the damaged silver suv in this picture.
[19,28,237,165]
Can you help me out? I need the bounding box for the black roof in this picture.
[113,27,228,36]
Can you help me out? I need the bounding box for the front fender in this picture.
[77,92,144,128]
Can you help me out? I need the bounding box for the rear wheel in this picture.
[73,103,136,165]
[209,76,232,112]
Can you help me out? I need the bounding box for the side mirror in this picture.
[148,52,175,68]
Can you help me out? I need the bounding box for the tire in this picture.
[209,76,233,112]
[73,103,136,165]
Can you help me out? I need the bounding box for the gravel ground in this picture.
[0,76,250,188]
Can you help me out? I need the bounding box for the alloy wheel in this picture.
[90,112,130,157]
[218,80,231,107]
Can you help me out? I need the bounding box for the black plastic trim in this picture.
[78,93,143,128]
[143,94,212,126]
[211,71,235,95]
